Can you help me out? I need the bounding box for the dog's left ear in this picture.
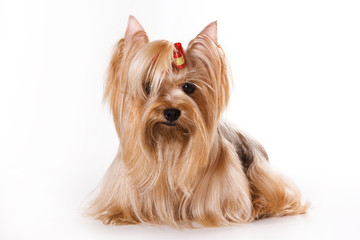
[198,21,218,44]
[188,20,229,117]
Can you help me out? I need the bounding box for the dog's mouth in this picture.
[157,121,189,136]
[162,121,177,126]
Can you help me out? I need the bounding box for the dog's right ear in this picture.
[104,16,148,137]
[125,15,146,44]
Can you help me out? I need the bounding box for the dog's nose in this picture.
[163,108,181,122]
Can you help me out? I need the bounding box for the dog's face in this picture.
[131,42,218,148]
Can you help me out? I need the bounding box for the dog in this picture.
[86,15,309,228]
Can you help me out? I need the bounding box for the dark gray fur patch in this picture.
[219,122,268,172]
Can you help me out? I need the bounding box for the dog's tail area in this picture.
[220,123,310,219]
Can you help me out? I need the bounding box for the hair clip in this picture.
[173,42,185,69]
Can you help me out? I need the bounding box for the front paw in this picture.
[99,213,140,225]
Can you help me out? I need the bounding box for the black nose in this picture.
[163,108,181,122]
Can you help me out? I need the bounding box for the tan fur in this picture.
[85,17,309,228]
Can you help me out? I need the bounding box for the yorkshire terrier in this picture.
[86,15,309,228]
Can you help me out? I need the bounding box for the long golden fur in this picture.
[85,16,309,228]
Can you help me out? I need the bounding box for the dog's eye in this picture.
[144,82,150,95]
[182,82,196,95]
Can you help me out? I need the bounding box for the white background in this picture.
[1,0,360,239]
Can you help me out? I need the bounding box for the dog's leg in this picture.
[220,123,309,219]
[190,136,253,226]
[247,154,310,219]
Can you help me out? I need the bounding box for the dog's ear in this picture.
[198,21,218,44]
[187,20,229,117]
[125,15,146,44]
[104,16,148,137]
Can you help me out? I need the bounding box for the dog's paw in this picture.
[99,213,139,226]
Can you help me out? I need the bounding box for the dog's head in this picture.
[106,15,230,145]
[104,16,231,187]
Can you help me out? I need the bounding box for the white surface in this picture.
[1,0,360,239]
